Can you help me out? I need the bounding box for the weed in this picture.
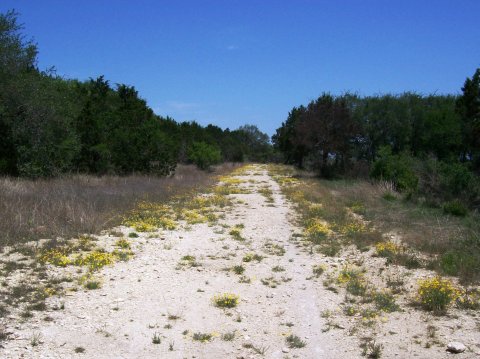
[168,313,182,320]
[272,265,285,272]
[343,305,357,316]
[75,251,115,272]
[304,219,331,244]
[212,293,240,308]
[261,276,280,288]
[252,345,269,355]
[242,253,263,262]
[221,331,236,341]
[113,248,133,261]
[386,274,405,294]
[238,275,251,283]
[177,255,200,268]
[312,264,326,277]
[39,248,71,267]
[74,347,85,353]
[264,242,286,256]
[192,332,213,342]
[152,332,161,344]
[30,332,42,347]
[286,334,306,349]
[232,265,245,275]
[375,241,402,260]
[115,238,131,249]
[229,227,245,241]
[361,339,383,358]
[456,288,480,309]
[128,232,139,238]
[374,290,400,312]
[79,274,102,290]
[337,265,363,284]
[346,278,368,296]
[317,240,342,257]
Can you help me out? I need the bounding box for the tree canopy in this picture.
[0,10,273,177]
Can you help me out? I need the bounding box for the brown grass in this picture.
[0,164,239,249]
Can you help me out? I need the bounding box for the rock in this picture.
[447,342,466,353]
[282,347,290,353]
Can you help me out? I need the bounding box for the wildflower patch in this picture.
[417,276,460,312]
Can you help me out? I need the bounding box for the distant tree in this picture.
[75,76,114,173]
[272,106,308,166]
[456,68,480,169]
[234,124,272,162]
[294,93,360,176]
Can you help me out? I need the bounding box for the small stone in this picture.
[282,347,290,353]
[447,342,466,353]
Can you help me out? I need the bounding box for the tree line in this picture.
[273,72,480,209]
[0,10,272,177]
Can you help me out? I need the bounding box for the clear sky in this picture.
[1,1,479,135]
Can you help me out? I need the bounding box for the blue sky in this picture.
[1,1,479,135]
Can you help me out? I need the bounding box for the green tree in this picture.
[456,68,480,168]
[0,10,38,174]
[188,141,222,170]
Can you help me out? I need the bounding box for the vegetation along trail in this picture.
[1,164,479,358]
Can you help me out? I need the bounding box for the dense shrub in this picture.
[417,277,460,312]
[439,162,479,199]
[370,147,418,192]
[188,142,222,170]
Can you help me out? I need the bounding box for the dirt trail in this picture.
[2,165,358,358]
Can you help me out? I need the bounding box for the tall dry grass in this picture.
[0,164,238,249]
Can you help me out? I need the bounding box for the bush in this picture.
[419,159,479,206]
[188,141,222,170]
[212,293,240,308]
[439,162,478,197]
[417,277,460,312]
[443,200,468,217]
[370,146,418,192]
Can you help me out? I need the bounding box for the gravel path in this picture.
[2,166,359,358]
